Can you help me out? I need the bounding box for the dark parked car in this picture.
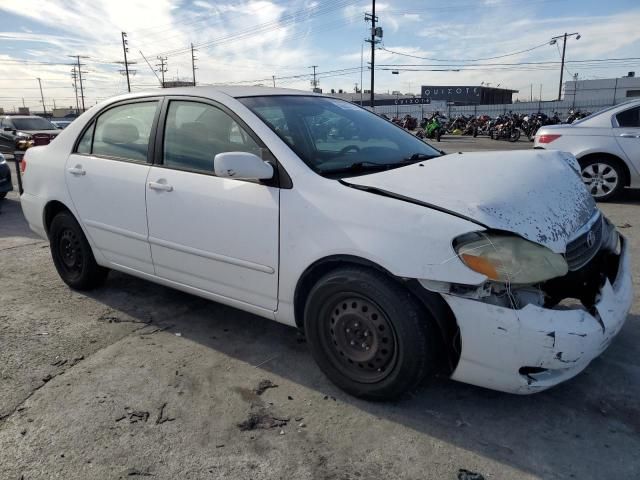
[0,115,59,153]
[0,153,13,199]
[51,119,73,129]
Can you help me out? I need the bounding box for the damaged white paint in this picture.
[346,150,596,253]
[442,237,632,394]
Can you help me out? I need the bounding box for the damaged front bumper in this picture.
[439,237,632,394]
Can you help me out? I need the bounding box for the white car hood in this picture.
[345,150,596,253]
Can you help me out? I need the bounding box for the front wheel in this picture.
[0,192,6,200]
[49,211,109,290]
[303,267,438,400]
[580,158,625,201]
[509,128,521,142]
[436,128,442,142]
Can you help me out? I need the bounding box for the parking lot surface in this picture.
[1,137,639,479]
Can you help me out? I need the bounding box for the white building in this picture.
[564,74,640,104]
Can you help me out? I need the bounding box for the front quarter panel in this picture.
[276,176,486,325]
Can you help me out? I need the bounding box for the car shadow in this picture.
[612,187,640,205]
[84,269,640,479]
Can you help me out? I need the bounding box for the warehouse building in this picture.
[564,73,640,104]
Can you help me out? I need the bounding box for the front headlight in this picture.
[454,232,568,284]
[0,153,5,165]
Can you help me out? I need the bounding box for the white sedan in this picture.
[20,87,632,399]
[534,99,640,200]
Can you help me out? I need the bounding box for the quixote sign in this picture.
[421,86,482,104]
[356,97,431,107]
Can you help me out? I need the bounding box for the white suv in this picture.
[535,100,640,200]
[20,87,632,399]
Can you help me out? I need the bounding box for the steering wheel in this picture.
[339,145,360,154]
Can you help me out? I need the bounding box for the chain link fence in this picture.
[371,97,630,120]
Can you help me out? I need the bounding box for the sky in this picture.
[0,0,639,111]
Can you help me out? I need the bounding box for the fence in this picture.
[371,97,631,120]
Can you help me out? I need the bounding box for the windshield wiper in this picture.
[318,161,392,175]
[401,153,439,162]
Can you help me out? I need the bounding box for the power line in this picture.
[378,41,552,63]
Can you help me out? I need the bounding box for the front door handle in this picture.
[619,133,640,138]
[67,165,86,176]
[148,181,174,192]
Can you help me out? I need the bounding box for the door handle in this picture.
[67,165,86,176]
[148,181,174,192]
[619,133,640,138]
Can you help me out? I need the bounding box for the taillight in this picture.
[538,134,562,144]
[20,157,27,173]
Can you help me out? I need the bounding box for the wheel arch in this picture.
[43,200,74,237]
[293,254,461,374]
[576,152,631,187]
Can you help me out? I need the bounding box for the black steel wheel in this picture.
[304,266,439,400]
[49,211,108,290]
[323,295,398,383]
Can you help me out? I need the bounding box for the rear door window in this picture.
[616,107,640,127]
[91,102,158,162]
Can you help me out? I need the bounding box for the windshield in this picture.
[238,95,441,176]
[12,117,57,131]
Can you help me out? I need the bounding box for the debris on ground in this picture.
[42,374,53,383]
[155,403,175,424]
[70,355,84,366]
[116,408,149,424]
[51,358,67,367]
[126,467,155,476]
[618,223,632,229]
[254,379,278,395]
[237,410,290,431]
[457,468,485,480]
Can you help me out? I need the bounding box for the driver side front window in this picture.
[163,101,262,174]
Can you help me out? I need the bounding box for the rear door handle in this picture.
[67,165,86,176]
[148,181,174,192]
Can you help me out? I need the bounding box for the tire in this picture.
[0,192,6,200]
[579,157,625,201]
[473,127,478,138]
[49,211,109,290]
[436,129,442,142]
[509,129,521,142]
[303,267,438,400]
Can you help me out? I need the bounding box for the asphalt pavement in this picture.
[1,138,639,480]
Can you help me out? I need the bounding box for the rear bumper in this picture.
[442,237,632,394]
[20,192,47,239]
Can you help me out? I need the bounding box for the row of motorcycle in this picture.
[386,109,591,143]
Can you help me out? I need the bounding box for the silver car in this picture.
[534,100,640,200]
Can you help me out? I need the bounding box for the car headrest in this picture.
[101,123,139,144]
[179,122,209,141]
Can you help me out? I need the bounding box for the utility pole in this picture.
[156,56,168,86]
[71,67,80,113]
[190,43,198,86]
[121,31,131,92]
[551,32,580,101]
[37,77,46,116]
[365,1,382,109]
[530,84,533,102]
[360,42,364,105]
[68,55,88,111]
[272,75,276,88]
[310,65,318,91]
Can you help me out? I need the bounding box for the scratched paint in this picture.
[347,150,596,254]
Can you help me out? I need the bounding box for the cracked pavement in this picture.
[1,141,639,480]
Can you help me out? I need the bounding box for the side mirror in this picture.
[214,152,274,180]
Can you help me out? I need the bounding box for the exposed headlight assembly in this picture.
[454,232,568,284]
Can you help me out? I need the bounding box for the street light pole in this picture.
[37,78,46,116]
[551,32,580,101]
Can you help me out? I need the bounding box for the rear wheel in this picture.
[509,128,521,142]
[580,158,625,201]
[303,267,438,400]
[0,192,6,200]
[49,212,109,290]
